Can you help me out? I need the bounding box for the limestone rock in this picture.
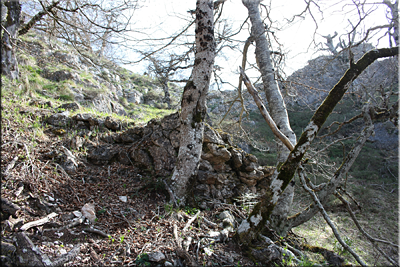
[104,116,120,131]
[201,143,231,165]
[125,89,143,104]
[87,145,118,165]
[57,102,81,111]
[198,171,217,184]
[148,251,166,262]
[46,111,70,127]
[230,148,243,169]
[81,203,96,223]
[203,124,224,145]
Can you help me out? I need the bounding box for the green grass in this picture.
[128,104,175,124]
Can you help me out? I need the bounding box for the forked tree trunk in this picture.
[170,0,215,205]
[241,0,297,232]
[1,0,21,80]
[235,43,398,245]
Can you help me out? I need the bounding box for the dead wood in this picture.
[20,212,58,231]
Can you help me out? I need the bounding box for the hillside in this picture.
[1,31,398,266]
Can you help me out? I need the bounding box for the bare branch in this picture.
[240,66,294,151]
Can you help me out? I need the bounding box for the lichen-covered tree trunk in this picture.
[170,0,215,205]
[235,46,398,246]
[241,0,297,231]
[1,0,21,80]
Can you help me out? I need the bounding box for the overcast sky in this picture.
[125,0,392,89]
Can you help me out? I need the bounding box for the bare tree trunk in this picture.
[384,0,399,46]
[1,0,21,80]
[170,0,215,206]
[241,0,296,232]
[235,46,398,246]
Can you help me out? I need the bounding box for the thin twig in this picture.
[183,210,201,232]
[335,192,398,250]
[84,227,109,238]
[298,166,367,267]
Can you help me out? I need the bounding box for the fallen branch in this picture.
[44,216,85,232]
[335,192,399,266]
[173,223,181,248]
[200,216,218,229]
[183,210,201,232]
[298,167,367,267]
[84,227,109,238]
[20,212,58,231]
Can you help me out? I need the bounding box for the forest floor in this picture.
[1,91,398,266]
[1,93,257,266]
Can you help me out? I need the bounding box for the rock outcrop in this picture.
[43,104,275,208]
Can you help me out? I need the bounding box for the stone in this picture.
[203,124,224,145]
[57,102,81,111]
[69,136,84,151]
[197,171,217,184]
[46,111,70,127]
[111,101,127,116]
[245,162,258,172]
[147,138,176,174]
[250,245,281,264]
[60,146,79,174]
[125,89,143,104]
[81,203,96,223]
[130,148,153,169]
[230,148,243,169]
[104,116,120,131]
[201,143,231,165]
[219,210,235,228]
[238,176,257,187]
[239,169,264,181]
[199,159,214,171]
[194,184,210,197]
[87,145,118,165]
[213,164,231,172]
[118,196,127,203]
[44,69,75,82]
[148,251,166,262]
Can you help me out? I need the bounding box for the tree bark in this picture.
[18,0,61,36]
[1,0,21,80]
[384,0,399,46]
[241,0,297,231]
[235,46,398,246]
[170,0,215,206]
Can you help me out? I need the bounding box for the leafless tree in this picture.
[231,1,398,265]
[1,0,139,79]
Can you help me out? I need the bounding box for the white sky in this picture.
[125,0,392,89]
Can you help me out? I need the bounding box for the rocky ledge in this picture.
[43,101,275,208]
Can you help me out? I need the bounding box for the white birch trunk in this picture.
[170,0,215,206]
[241,0,296,227]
